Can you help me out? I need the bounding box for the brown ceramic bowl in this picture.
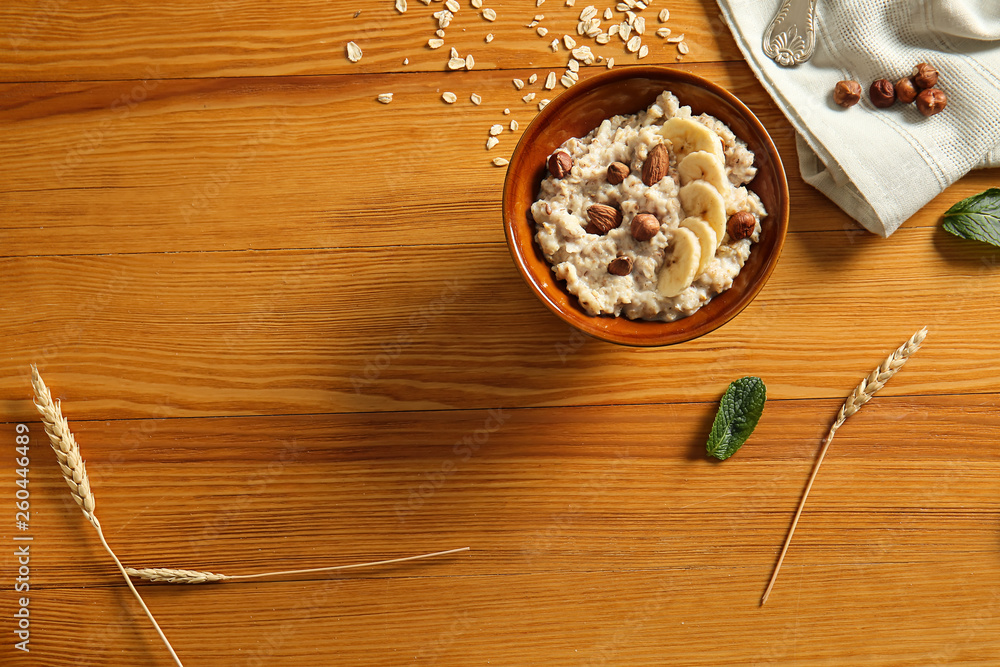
[502,66,789,347]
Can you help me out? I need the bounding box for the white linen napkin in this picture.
[717,0,1000,237]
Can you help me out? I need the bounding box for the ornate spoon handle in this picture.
[762,0,818,67]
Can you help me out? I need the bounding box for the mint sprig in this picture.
[942,188,1000,247]
[706,376,766,461]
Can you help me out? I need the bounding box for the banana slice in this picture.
[679,217,718,276]
[677,150,728,195]
[659,117,725,164]
[657,227,701,297]
[679,180,727,244]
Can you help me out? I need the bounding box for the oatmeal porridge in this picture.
[530,90,767,322]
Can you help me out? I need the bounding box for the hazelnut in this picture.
[913,62,939,89]
[916,88,948,117]
[607,161,630,185]
[833,80,862,108]
[608,255,633,276]
[869,79,896,108]
[548,151,573,178]
[727,211,756,240]
[630,213,660,241]
[895,76,918,104]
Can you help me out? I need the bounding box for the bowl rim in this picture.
[501,65,790,347]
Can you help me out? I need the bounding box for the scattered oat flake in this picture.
[510,119,518,131]
[448,57,466,69]
[550,38,560,51]
[619,22,632,40]
[609,23,619,36]
[436,29,446,37]
[490,124,503,136]
[493,157,509,166]
[538,98,550,110]
[534,13,545,21]
[606,56,615,68]
[538,26,550,37]
[658,7,669,21]
[616,2,629,10]
[486,136,499,150]
[528,73,538,84]
[586,23,601,37]
[576,21,586,35]
[523,92,536,102]
[466,54,475,69]
[503,108,510,114]
[403,58,409,64]
[471,93,482,105]
[560,74,575,88]
[513,78,525,90]
[678,41,689,54]
[635,16,645,34]
[537,0,545,5]
[568,59,579,72]
[565,69,579,81]
[667,33,684,42]
[485,33,494,43]
[346,41,363,62]
[450,47,459,58]
[545,71,557,89]
[377,93,393,104]
[636,0,647,9]
[442,91,458,103]
[595,33,611,44]
[528,19,539,27]
[565,0,575,6]
[579,5,597,20]
[626,35,641,52]
[471,0,482,6]
[445,0,460,11]
[428,38,445,49]
[638,44,649,58]
[563,34,577,49]
[396,0,407,12]
[482,7,496,20]
[656,27,671,37]
[603,7,613,19]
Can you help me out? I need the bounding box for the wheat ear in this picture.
[30,366,184,667]
[760,327,928,606]
[126,547,471,584]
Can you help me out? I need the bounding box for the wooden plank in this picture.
[4,397,999,664]
[1,223,997,418]
[4,64,988,258]
[0,0,742,83]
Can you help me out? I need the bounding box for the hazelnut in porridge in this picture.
[530,91,767,322]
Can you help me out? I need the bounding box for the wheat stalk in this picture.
[760,327,928,606]
[30,366,184,667]
[126,547,471,584]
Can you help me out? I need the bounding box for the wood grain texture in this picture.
[0,1,740,82]
[3,0,1000,664]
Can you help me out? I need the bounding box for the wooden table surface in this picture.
[3,0,999,664]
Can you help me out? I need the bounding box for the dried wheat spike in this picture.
[30,365,98,528]
[126,568,230,584]
[832,326,928,431]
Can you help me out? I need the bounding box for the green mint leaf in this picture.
[942,187,1000,247]
[706,376,766,461]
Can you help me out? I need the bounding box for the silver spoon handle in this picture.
[762,0,818,67]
